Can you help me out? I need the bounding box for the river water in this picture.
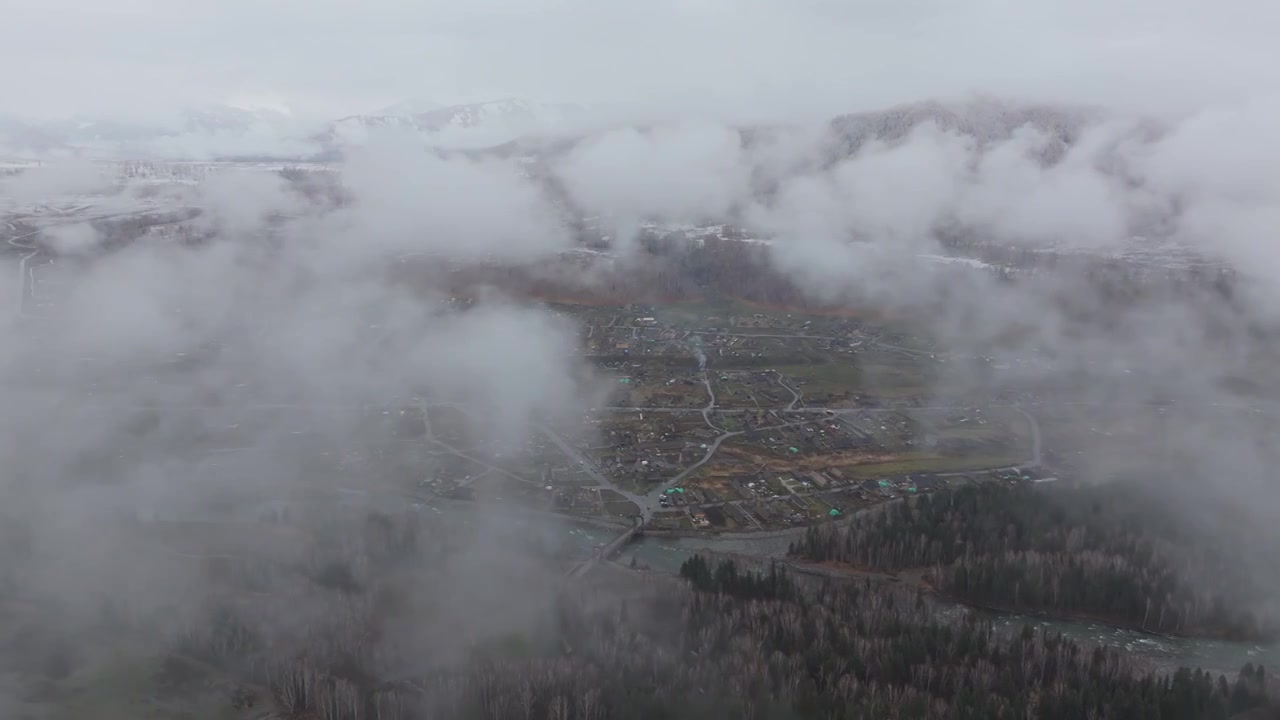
[984,614,1278,675]
[434,499,1276,676]
[614,529,1278,675]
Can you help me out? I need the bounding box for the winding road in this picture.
[538,423,649,510]
[699,371,720,430]
[541,370,808,522]
[774,370,803,411]
[6,223,41,318]
[1014,406,1043,468]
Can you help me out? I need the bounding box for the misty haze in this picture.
[2,1,1280,718]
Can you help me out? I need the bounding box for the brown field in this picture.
[719,444,900,471]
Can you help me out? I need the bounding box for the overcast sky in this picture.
[1,0,1277,121]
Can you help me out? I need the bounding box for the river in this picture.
[422,498,1277,676]
[617,530,1280,675]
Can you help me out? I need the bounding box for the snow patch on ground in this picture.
[916,253,1000,270]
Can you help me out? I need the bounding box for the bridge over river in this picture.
[564,518,644,580]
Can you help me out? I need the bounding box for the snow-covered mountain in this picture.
[319,98,590,150]
[141,105,324,159]
[374,98,444,116]
[0,115,165,156]
[415,98,579,131]
[822,97,1104,164]
[1,98,592,159]
[0,96,1118,166]
[174,105,299,136]
[0,105,326,160]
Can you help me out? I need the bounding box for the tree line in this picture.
[22,499,1274,719]
[789,483,1278,640]
[174,551,1275,719]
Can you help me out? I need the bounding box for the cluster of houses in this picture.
[581,413,719,491]
[578,309,867,366]
[654,466,1043,532]
[735,417,877,456]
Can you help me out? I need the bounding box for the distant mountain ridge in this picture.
[0,104,320,159]
[826,97,1101,156]
[318,98,590,149]
[1,97,1121,165]
[374,98,444,116]
[175,104,299,136]
[477,98,1112,165]
[0,98,582,159]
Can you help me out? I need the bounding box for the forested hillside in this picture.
[318,556,1276,719]
[789,483,1279,640]
[10,498,1276,719]
[197,555,1275,719]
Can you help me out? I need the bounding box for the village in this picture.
[389,301,1061,534]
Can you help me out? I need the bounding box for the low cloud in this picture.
[4,87,1280,713]
[40,222,99,255]
[0,158,111,209]
[0,141,598,698]
[331,134,569,266]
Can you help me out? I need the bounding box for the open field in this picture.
[832,452,1026,479]
[771,357,937,403]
